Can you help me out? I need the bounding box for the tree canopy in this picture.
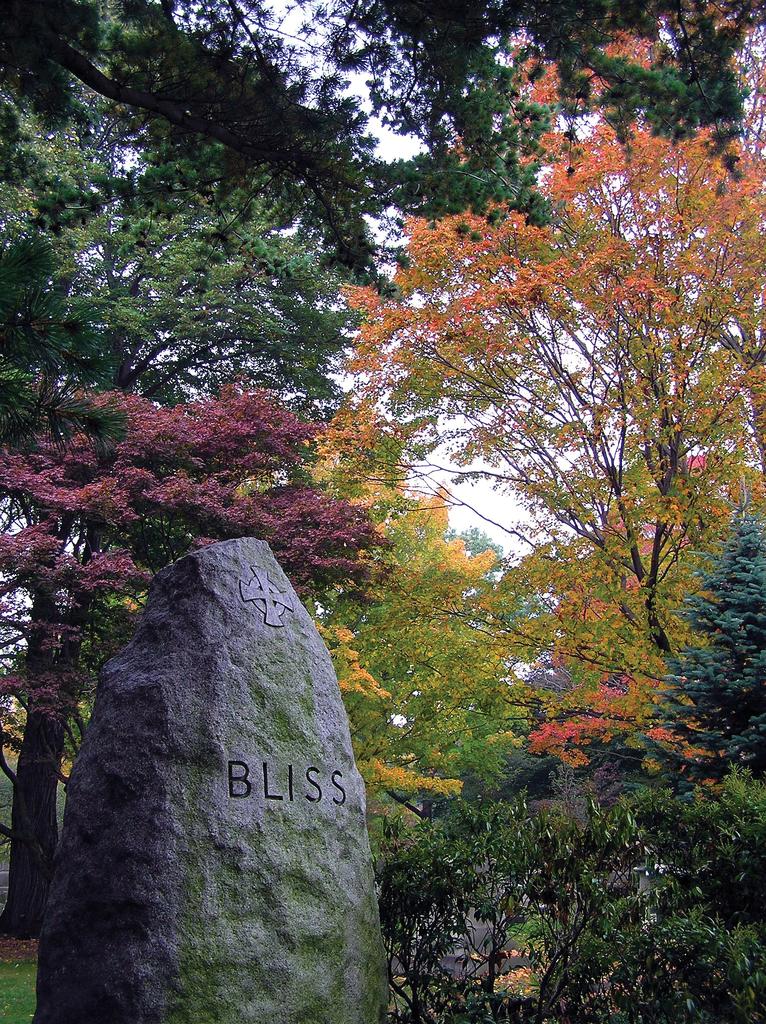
[2,0,762,271]
[0,97,355,412]
[348,112,766,767]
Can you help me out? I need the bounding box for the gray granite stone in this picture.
[34,538,387,1024]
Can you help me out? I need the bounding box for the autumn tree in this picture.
[350,122,766,763]
[0,387,377,937]
[312,403,525,807]
[324,496,516,808]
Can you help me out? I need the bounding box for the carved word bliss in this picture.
[227,760,346,806]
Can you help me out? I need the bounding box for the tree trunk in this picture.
[1,569,87,939]
[0,708,64,937]
[748,380,766,477]
[645,590,672,655]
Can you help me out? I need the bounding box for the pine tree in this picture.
[0,234,122,448]
[661,512,766,787]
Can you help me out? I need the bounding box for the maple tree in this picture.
[323,495,512,806]
[0,386,377,937]
[312,404,522,805]
[349,120,766,767]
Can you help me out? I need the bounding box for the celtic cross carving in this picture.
[239,567,295,627]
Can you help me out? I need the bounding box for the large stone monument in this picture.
[34,538,387,1024]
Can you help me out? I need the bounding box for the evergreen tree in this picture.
[0,234,122,447]
[660,512,766,787]
[0,98,354,414]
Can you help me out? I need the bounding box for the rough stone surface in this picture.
[34,538,387,1024]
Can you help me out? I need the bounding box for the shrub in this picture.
[376,772,766,1023]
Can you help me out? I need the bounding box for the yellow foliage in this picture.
[315,468,513,799]
[362,758,463,797]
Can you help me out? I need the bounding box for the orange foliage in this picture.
[348,113,766,764]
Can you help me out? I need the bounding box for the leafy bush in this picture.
[376,772,766,1023]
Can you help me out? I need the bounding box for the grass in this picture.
[0,962,36,1023]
